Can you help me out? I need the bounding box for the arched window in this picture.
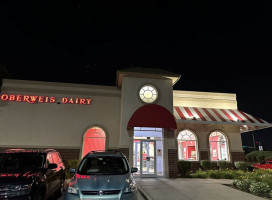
[177,130,198,160]
[82,127,106,158]
[209,131,229,161]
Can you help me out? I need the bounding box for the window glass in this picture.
[52,153,60,164]
[82,127,106,158]
[78,156,129,175]
[209,131,229,161]
[47,153,54,164]
[139,85,158,103]
[0,153,45,169]
[177,130,198,161]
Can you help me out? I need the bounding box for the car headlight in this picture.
[67,186,78,194]
[123,183,136,194]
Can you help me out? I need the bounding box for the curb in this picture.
[137,184,153,200]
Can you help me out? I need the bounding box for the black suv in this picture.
[0,149,65,200]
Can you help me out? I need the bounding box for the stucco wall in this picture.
[0,79,121,151]
[119,76,174,148]
[173,90,237,109]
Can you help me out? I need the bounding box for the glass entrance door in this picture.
[141,140,156,177]
[133,139,156,177]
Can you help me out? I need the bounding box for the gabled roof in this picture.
[116,67,181,87]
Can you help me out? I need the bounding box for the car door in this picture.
[45,153,58,194]
[52,152,64,186]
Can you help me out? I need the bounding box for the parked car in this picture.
[252,160,272,169]
[0,148,65,200]
[64,151,138,200]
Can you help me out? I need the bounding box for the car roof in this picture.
[84,150,126,158]
[4,148,57,154]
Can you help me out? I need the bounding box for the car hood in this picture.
[0,169,43,184]
[73,173,131,191]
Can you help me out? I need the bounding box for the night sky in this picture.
[0,0,272,150]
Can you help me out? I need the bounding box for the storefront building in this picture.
[0,68,271,178]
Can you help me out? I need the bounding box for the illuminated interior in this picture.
[133,127,163,177]
[209,131,229,161]
[82,127,106,158]
[177,130,198,160]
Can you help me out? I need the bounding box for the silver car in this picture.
[64,151,138,200]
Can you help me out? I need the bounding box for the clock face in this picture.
[139,85,158,103]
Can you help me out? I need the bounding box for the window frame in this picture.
[208,131,230,162]
[81,126,107,158]
[177,129,199,161]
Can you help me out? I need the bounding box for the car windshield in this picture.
[0,153,45,170]
[77,156,129,175]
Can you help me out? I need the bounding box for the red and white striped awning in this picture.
[174,106,272,133]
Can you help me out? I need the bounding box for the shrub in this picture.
[200,160,211,170]
[65,159,80,179]
[217,160,229,170]
[265,157,272,161]
[249,182,271,196]
[245,151,259,162]
[256,155,265,162]
[269,189,272,198]
[208,170,220,179]
[232,179,239,187]
[190,170,208,178]
[236,179,251,191]
[178,160,191,177]
[246,151,272,162]
[234,161,248,171]
[231,170,246,179]
[221,170,234,179]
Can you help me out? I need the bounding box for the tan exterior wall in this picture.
[173,90,237,109]
[0,79,121,158]
[0,74,245,177]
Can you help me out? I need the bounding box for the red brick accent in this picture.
[231,152,245,162]
[55,149,80,162]
[168,149,178,178]
[0,147,8,153]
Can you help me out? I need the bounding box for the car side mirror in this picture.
[69,168,76,173]
[48,163,58,169]
[131,167,138,173]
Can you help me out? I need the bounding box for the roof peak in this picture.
[117,67,180,76]
[116,67,181,87]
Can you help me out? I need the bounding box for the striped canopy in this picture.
[174,106,272,133]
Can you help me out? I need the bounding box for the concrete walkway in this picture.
[135,178,266,200]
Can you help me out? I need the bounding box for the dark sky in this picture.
[0,0,272,150]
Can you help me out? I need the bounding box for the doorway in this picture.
[133,127,164,177]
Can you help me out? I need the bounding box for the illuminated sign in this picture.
[0,94,92,105]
